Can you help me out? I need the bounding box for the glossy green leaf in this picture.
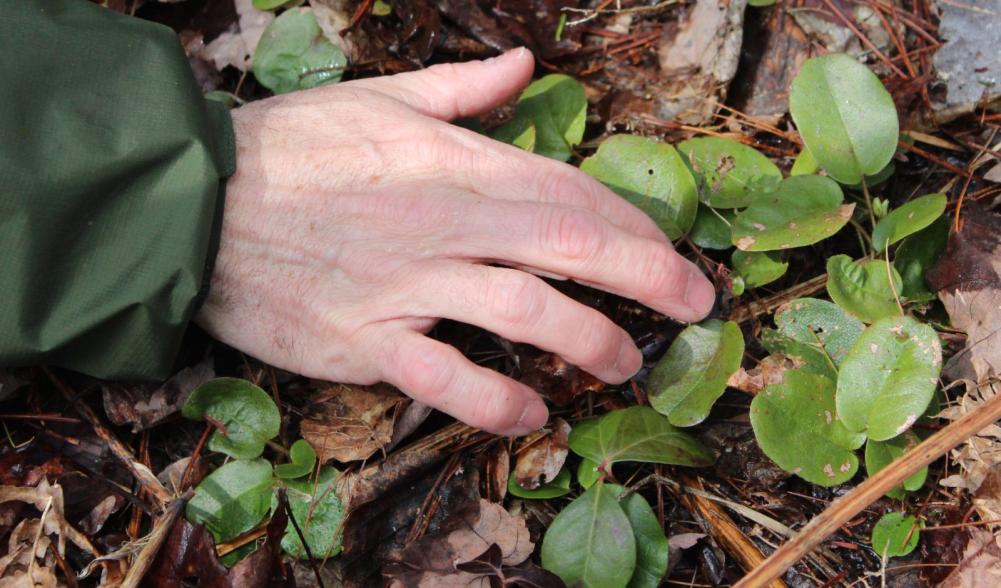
[581,135,699,240]
[508,467,572,499]
[837,316,941,440]
[865,431,927,499]
[689,205,734,250]
[648,320,745,427]
[577,457,601,489]
[186,458,274,543]
[760,329,838,380]
[844,162,896,190]
[513,74,586,161]
[569,406,715,469]
[731,250,788,289]
[274,439,317,480]
[895,215,949,301]
[750,369,864,486]
[790,148,820,176]
[872,193,947,252]
[678,136,782,208]
[607,486,670,588]
[491,116,536,151]
[826,255,903,323]
[541,483,636,588]
[277,466,344,559]
[774,297,865,366]
[182,378,281,460]
[789,54,899,184]
[871,513,921,558]
[253,9,347,94]
[731,275,746,296]
[731,175,853,251]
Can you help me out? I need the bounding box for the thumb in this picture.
[348,48,535,121]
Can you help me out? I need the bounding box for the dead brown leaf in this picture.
[726,354,804,394]
[939,528,1001,588]
[0,518,60,588]
[102,359,214,433]
[300,383,409,463]
[512,418,569,490]
[939,383,1001,492]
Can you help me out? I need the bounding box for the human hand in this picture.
[195,48,715,436]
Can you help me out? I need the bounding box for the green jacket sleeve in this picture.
[0,0,236,380]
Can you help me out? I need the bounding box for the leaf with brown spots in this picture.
[512,418,570,490]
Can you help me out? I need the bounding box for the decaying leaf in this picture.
[0,518,60,588]
[512,418,570,490]
[300,383,409,463]
[939,383,1001,492]
[102,359,214,432]
[384,499,533,587]
[939,528,1001,587]
[201,0,275,72]
[927,204,1001,384]
[0,479,97,558]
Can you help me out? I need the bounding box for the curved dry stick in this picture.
[735,385,1001,588]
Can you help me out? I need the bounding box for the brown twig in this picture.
[818,0,908,78]
[734,384,1001,587]
[728,274,829,325]
[120,490,192,588]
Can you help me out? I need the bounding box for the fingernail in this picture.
[516,397,549,433]
[614,342,642,379]
[684,268,716,318]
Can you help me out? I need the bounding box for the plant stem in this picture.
[861,177,877,235]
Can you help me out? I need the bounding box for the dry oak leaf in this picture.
[939,528,1001,588]
[512,418,570,490]
[301,383,408,463]
[938,383,1001,492]
[385,499,533,587]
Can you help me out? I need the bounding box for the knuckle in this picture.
[484,271,546,328]
[539,207,605,262]
[640,245,687,300]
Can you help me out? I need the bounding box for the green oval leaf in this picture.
[569,407,715,469]
[774,297,865,366]
[253,9,347,94]
[274,439,317,480]
[750,369,864,486]
[895,215,949,301]
[508,466,572,499]
[649,320,745,427]
[826,255,903,324]
[186,458,274,543]
[789,54,899,184]
[732,250,788,289]
[607,486,670,588]
[577,457,601,489]
[731,175,853,251]
[513,74,586,161]
[491,116,537,152]
[836,315,941,441]
[865,431,927,499]
[872,193,947,252]
[581,135,699,240]
[790,148,820,176]
[253,0,298,10]
[541,482,636,588]
[678,137,782,208]
[277,466,344,559]
[689,205,735,250]
[182,378,281,460]
[871,513,921,558]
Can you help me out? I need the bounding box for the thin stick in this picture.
[120,491,191,588]
[734,385,1001,588]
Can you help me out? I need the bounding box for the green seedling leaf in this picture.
[871,513,921,558]
[748,0,778,6]
[607,486,670,588]
[253,9,347,94]
[649,320,745,427]
[678,136,782,208]
[512,74,586,161]
[750,369,864,486]
[774,297,865,366]
[865,431,927,499]
[508,467,572,499]
[731,175,853,251]
[731,275,746,296]
[577,457,601,489]
[541,482,636,588]
[372,0,392,16]
[837,315,941,441]
[689,205,734,250]
[274,439,317,480]
[872,193,947,252]
[826,255,903,323]
[790,148,820,176]
[186,458,274,543]
[873,197,890,219]
[582,135,699,239]
[895,215,949,301]
[277,466,344,559]
[732,250,788,289]
[182,378,281,460]
[253,0,299,10]
[491,116,536,151]
[789,54,899,185]
[569,406,715,469]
